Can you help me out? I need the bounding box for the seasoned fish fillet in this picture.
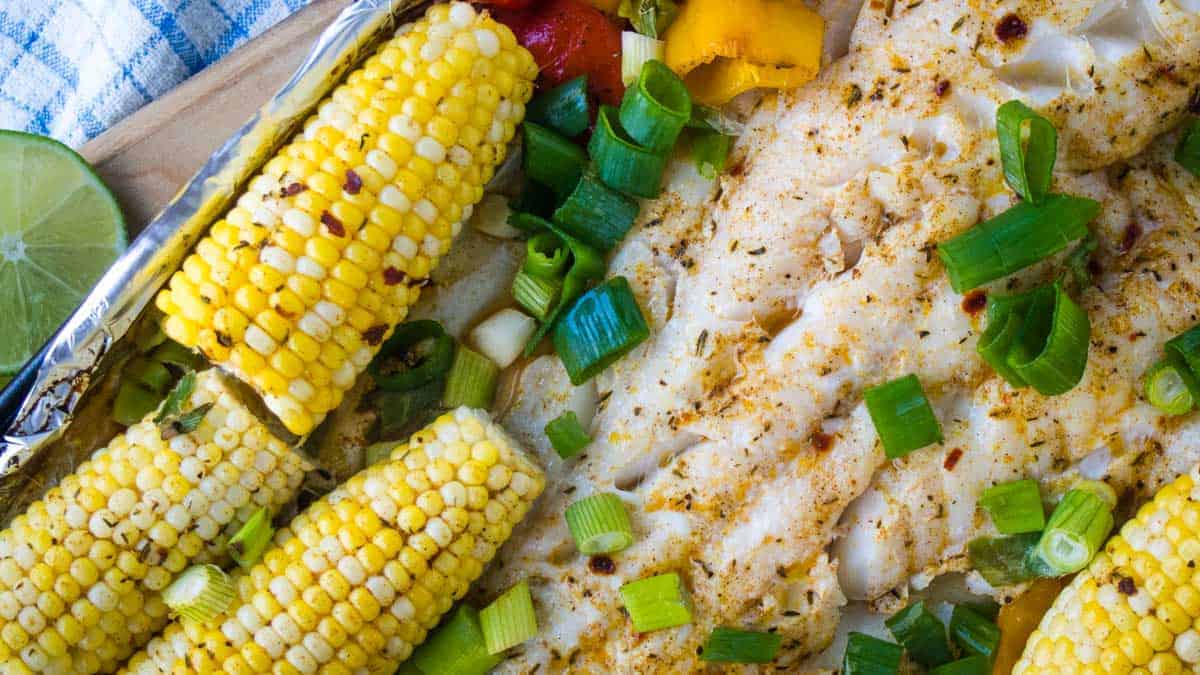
[478,0,1200,670]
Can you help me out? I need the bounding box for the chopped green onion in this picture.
[1176,117,1200,177]
[523,122,586,197]
[884,601,954,668]
[374,383,443,441]
[1035,487,1114,575]
[929,655,992,675]
[996,100,1058,204]
[545,410,592,458]
[518,216,607,357]
[1071,479,1118,507]
[410,605,502,675]
[113,382,165,426]
[967,532,1047,586]
[442,346,500,410]
[524,231,570,280]
[1145,354,1198,416]
[619,60,691,152]
[1166,323,1200,380]
[509,182,558,221]
[621,32,666,87]
[619,573,692,633]
[227,507,274,569]
[365,441,400,465]
[480,580,538,654]
[1004,282,1090,396]
[979,479,1045,534]
[977,290,1037,388]
[553,171,641,249]
[565,493,633,554]
[693,131,733,180]
[841,632,903,675]
[553,277,651,385]
[163,564,235,625]
[588,105,669,199]
[513,272,563,322]
[699,627,782,663]
[619,0,679,38]
[950,605,1000,659]
[368,320,454,393]
[937,194,1100,292]
[1063,231,1098,290]
[526,75,590,137]
[863,374,943,459]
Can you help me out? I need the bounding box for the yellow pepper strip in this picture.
[663,0,823,106]
[992,576,1070,675]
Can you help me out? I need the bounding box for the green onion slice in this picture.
[619,59,691,152]
[588,105,669,200]
[621,31,666,87]
[937,194,1100,292]
[996,100,1058,204]
[1176,118,1200,177]
[884,601,954,668]
[1071,479,1118,508]
[1166,323,1200,380]
[841,632,903,675]
[553,276,651,385]
[687,104,745,136]
[949,605,1000,659]
[368,320,454,393]
[125,357,172,392]
[1035,487,1115,575]
[619,573,693,633]
[442,346,500,410]
[1004,282,1090,396]
[553,171,641,250]
[1144,353,1197,416]
[864,374,943,459]
[693,131,733,180]
[526,75,590,138]
[509,182,559,222]
[929,655,992,675]
[227,507,274,569]
[565,493,634,554]
[967,532,1047,586]
[523,122,587,198]
[480,580,538,654]
[410,605,502,675]
[545,410,592,458]
[979,479,1045,534]
[163,564,235,625]
[700,627,782,664]
[513,272,563,322]
[524,231,570,279]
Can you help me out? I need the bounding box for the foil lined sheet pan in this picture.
[0,0,426,491]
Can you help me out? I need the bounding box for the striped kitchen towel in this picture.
[0,0,311,148]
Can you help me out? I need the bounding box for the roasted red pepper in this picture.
[493,0,624,105]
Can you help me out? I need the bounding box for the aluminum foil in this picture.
[0,0,428,480]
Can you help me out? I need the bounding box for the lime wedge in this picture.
[0,131,126,375]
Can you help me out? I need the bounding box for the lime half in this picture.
[0,130,126,375]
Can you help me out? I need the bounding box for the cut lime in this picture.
[0,130,126,375]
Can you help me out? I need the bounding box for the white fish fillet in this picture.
[472,0,1200,671]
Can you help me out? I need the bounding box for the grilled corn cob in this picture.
[1015,465,1200,674]
[120,407,544,674]
[0,370,310,674]
[156,1,538,436]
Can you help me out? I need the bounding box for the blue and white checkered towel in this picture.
[0,0,311,148]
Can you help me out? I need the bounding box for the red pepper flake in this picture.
[343,169,362,195]
[810,432,834,453]
[961,289,988,316]
[1117,576,1137,595]
[1129,331,1147,342]
[1121,222,1143,252]
[588,555,616,575]
[281,182,307,197]
[362,325,388,346]
[321,211,345,237]
[383,267,405,286]
[935,80,951,97]
[995,14,1028,43]
[943,447,963,471]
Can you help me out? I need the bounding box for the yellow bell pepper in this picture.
[663,0,823,106]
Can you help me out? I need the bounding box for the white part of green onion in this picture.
[565,493,634,555]
[480,580,539,654]
[163,564,236,624]
[621,32,665,86]
[470,308,538,369]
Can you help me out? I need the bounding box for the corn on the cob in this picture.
[0,370,310,674]
[120,407,544,674]
[1015,465,1200,674]
[156,1,538,436]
